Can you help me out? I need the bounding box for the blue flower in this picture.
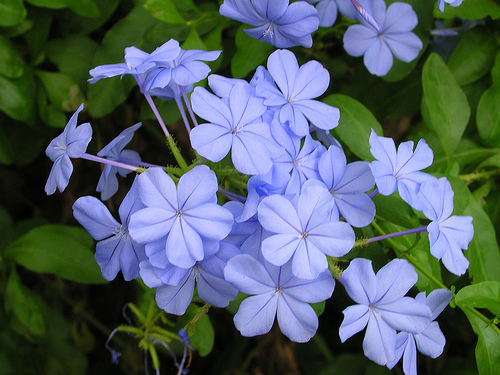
[96,123,142,200]
[45,104,92,195]
[189,82,278,175]
[306,0,339,27]
[339,258,432,366]
[343,0,423,76]
[219,0,319,48]
[438,0,464,12]
[369,129,435,210]
[387,289,453,375]
[418,178,474,276]
[128,166,234,269]
[257,49,340,137]
[258,184,355,279]
[224,254,335,342]
[72,178,146,281]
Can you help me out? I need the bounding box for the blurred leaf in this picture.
[36,71,83,113]
[436,0,500,19]
[4,225,106,284]
[5,269,46,336]
[0,35,24,78]
[372,194,420,229]
[477,84,500,147]
[144,0,186,24]
[181,26,206,50]
[462,308,500,375]
[456,281,500,315]
[37,85,67,128]
[23,7,52,62]
[422,53,470,159]
[0,69,34,122]
[412,236,443,293]
[58,0,119,34]
[448,27,497,86]
[477,151,500,170]
[449,177,500,283]
[324,94,383,161]
[24,0,67,8]
[66,0,99,17]
[0,0,27,27]
[231,26,273,79]
[190,313,214,357]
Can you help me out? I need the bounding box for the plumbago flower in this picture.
[339,258,432,366]
[418,177,474,276]
[219,0,320,48]
[369,129,435,211]
[343,0,423,76]
[72,179,146,281]
[306,0,339,27]
[256,49,340,137]
[387,289,453,375]
[96,123,142,200]
[45,104,92,195]
[224,254,335,342]
[128,166,234,269]
[438,0,465,12]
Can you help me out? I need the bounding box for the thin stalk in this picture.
[81,153,139,172]
[166,135,189,170]
[181,87,198,127]
[174,96,192,134]
[135,75,170,138]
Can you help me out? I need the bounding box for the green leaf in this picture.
[461,308,500,375]
[66,0,99,17]
[144,0,185,24]
[447,27,497,86]
[36,71,83,113]
[323,94,383,161]
[190,313,214,357]
[422,53,471,159]
[477,84,500,147]
[4,225,106,284]
[36,85,67,128]
[478,151,500,170]
[231,26,274,79]
[24,0,67,9]
[448,177,500,283]
[0,69,34,122]
[0,35,24,78]
[0,0,26,27]
[181,26,206,50]
[372,194,420,229]
[436,0,500,20]
[456,281,500,315]
[5,269,46,336]
[412,236,443,293]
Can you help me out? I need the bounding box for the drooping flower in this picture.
[339,258,432,366]
[45,104,92,195]
[224,254,335,342]
[219,0,320,48]
[96,123,142,200]
[72,178,146,281]
[418,177,474,276]
[343,0,423,76]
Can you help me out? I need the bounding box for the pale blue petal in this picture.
[384,2,418,33]
[95,236,122,281]
[155,271,195,315]
[344,24,377,57]
[224,254,275,294]
[308,221,355,257]
[267,49,299,100]
[291,60,329,101]
[293,99,340,131]
[253,0,288,20]
[184,203,234,240]
[166,219,204,268]
[297,185,334,230]
[318,145,347,191]
[363,314,396,365]
[72,196,120,240]
[364,36,393,76]
[258,194,301,234]
[191,86,232,128]
[415,321,446,358]
[336,161,375,193]
[129,207,175,244]
[277,294,318,342]
[335,193,376,228]
[292,240,328,280]
[196,268,238,307]
[234,293,278,337]
[177,165,218,210]
[402,334,418,375]
[137,168,177,211]
[384,32,422,63]
[219,0,266,26]
[425,289,453,320]
[283,269,334,303]
[339,304,370,342]
[189,123,232,162]
[261,234,300,266]
[66,123,92,158]
[340,258,377,305]
[375,259,418,304]
[379,297,431,333]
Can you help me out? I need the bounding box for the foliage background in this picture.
[0,0,499,374]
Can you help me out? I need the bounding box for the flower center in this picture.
[262,22,275,38]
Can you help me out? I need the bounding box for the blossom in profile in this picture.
[418,178,474,276]
[219,0,319,48]
[45,104,92,195]
[343,0,423,76]
[224,254,335,342]
[438,0,464,12]
[339,258,432,365]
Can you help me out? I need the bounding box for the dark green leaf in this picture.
[372,194,420,229]
[190,313,214,357]
[4,225,106,284]
[0,69,34,122]
[436,0,500,19]
[181,26,206,50]
[412,235,443,293]
[456,281,500,314]
[5,270,46,336]
[36,71,83,113]
[66,0,99,17]
[0,0,26,27]
[323,94,383,161]
[422,53,470,159]
[36,85,67,128]
[24,0,66,9]
[477,84,500,147]
[448,27,497,86]
[231,26,274,79]
[478,151,500,170]
[0,35,24,78]
[144,0,186,24]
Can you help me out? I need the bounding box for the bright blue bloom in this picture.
[152,242,240,315]
[190,82,278,175]
[339,258,432,366]
[258,184,355,279]
[219,0,319,48]
[438,0,464,12]
[224,254,335,342]
[306,0,338,27]
[316,145,376,227]
[128,166,234,269]
[343,0,422,76]
[45,104,92,195]
[387,289,453,375]
[72,178,146,281]
[257,49,340,137]
[96,123,142,200]
[369,129,435,210]
[142,48,221,92]
[88,40,180,84]
[418,178,474,276]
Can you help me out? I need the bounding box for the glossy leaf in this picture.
[144,0,185,24]
[231,26,273,79]
[190,313,214,357]
[0,0,26,27]
[456,281,500,314]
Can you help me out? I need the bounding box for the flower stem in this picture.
[174,96,192,134]
[81,153,139,172]
[366,225,428,244]
[181,86,198,127]
[459,169,500,185]
[166,135,189,170]
[135,75,170,138]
